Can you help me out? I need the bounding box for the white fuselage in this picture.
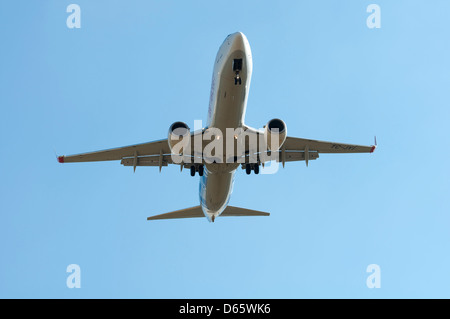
[199,32,253,221]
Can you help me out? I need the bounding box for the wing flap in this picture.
[251,150,319,164]
[121,155,171,167]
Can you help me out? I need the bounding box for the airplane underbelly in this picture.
[199,168,235,219]
[209,50,249,131]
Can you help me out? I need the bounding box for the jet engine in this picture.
[168,121,190,154]
[264,118,287,151]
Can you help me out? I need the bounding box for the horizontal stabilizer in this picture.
[147,206,204,220]
[221,206,270,217]
[147,205,269,221]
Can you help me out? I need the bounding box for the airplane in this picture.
[57,32,376,222]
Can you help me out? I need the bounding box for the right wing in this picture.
[58,139,171,163]
[57,130,206,169]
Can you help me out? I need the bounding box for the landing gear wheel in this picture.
[198,165,204,177]
[245,164,251,175]
[234,71,241,85]
[254,164,259,175]
[190,166,195,177]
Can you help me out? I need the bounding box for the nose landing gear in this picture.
[233,58,243,85]
[234,73,242,85]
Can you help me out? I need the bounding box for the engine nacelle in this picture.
[168,121,190,155]
[264,118,287,151]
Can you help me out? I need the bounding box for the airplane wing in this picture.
[275,136,375,166]
[57,130,206,169]
[58,139,171,163]
[257,137,375,166]
[58,127,375,167]
[241,126,376,166]
[283,136,376,154]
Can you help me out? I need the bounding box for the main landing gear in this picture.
[245,163,259,175]
[190,165,204,177]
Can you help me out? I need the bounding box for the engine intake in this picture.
[264,118,287,151]
[168,121,190,155]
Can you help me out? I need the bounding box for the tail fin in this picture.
[147,205,270,221]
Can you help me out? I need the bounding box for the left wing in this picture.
[278,136,375,166]
[283,136,376,154]
[241,126,375,166]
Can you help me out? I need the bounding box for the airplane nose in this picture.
[229,32,247,51]
[231,31,244,41]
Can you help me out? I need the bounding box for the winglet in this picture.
[370,136,377,153]
[57,156,65,163]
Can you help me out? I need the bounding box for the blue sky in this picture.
[1,0,450,298]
